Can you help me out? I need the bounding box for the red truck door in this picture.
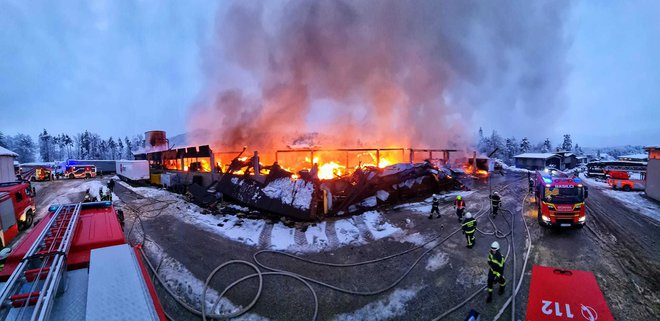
[526,265,614,321]
[0,193,19,247]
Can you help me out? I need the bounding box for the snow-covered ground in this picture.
[118,183,434,253]
[602,190,660,221]
[582,176,660,221]
[392,191,475,214]
[331,287,421,321]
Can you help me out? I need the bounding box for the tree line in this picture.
[0,129,144,163]
[477,128,583,165]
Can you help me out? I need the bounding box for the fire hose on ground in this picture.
[130,181,523,321]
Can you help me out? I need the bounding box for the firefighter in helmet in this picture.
[428,195,440,219]
[490,192,501,217]
[486,241,506,303]
[461,212,477,248]
[454,195,466,222]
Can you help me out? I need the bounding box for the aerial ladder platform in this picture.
[0,203,82,321]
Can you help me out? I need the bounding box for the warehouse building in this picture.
[644,146,660,202]
[513,151,579,171]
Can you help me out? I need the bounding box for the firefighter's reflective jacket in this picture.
[488,251,505,277]
[462,217,477,234]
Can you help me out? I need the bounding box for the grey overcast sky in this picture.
[0,0,658,147]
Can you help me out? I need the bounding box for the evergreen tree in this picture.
[542,138,552,153]
[124,137,133,159]
[504,137,518,164]
[38,129,53,162]
[12,134,36,163]
[0,132,9,148]
[108,137,117,160]
[519,137,530,153]
[117,139,124,159]
[561,134,572,151]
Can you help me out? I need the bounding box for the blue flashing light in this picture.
[542,177,552,184]
[573,178,582,183]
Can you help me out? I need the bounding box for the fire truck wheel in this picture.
[623,185,631,192]
[69,174,75,179]
[85,173,91,179]
[25,211,34,228]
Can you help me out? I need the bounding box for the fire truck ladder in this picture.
[0,203,82,321]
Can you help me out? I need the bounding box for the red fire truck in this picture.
[32,167,52,181]
[0,182,36,234]
[606,170,646,192]
[0,202,166,320]
[64,165,97,179]
[534,169,588,228]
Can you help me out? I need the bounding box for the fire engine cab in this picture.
[0,202,166,320]
[0,182,36,234]
[534,168,588,228]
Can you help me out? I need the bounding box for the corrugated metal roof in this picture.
[0,146,17,157]
[513,153,558,159]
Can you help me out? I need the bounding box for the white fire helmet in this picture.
[490,241,500,251]
[465,212,473,219]
[433,194,438,199]
[494,192,501,196]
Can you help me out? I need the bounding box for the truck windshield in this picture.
[544,186,584,204]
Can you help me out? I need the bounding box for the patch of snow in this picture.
[397,232,426,246]
[270,222,297,250]
[362,211,402,240]
[376,190,389,201]
[360,196,377,207]
[581,176,611,189]
[262,178,314,210]
[602,190,660,222]
[305,222,329,248]
[425,252,449,271]
[334,219,363,245]
[225,204,250,212]
[332,287,420,321]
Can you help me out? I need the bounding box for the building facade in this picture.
[644,146,660,202]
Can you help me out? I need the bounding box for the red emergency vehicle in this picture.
[606,170,646,192]
[526,265,614,321]
[0,182,36,233]
[64,165,97,179]
[0,201,166,320]
[31,167,52,182]
[534,169,588,228]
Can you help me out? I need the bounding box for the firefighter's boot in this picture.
[498,286,505,295]
[486,293,492,303]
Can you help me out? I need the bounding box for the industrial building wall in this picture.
[646,159,660,202]
[0,157,15,183]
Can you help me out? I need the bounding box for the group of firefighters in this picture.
[428,191,505,303]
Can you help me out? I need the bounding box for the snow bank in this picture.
[362,211,402,240]
[262,178,314,210]
[332,287,420,321]
[603,190,660,222]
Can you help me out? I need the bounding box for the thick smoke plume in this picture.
[189,0,571,151]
